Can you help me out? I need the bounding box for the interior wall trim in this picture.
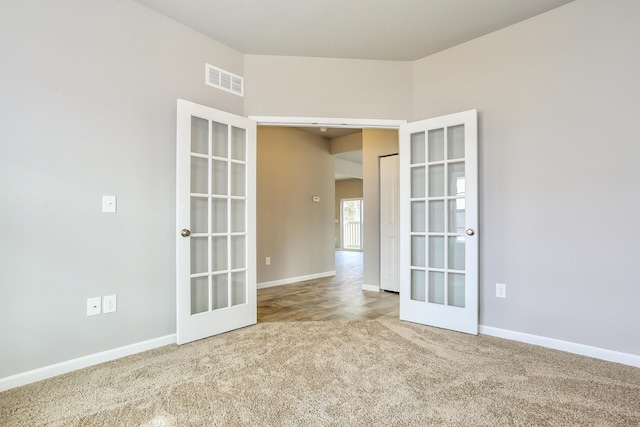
[0,334,177,392]
[249,115,406,130]
[362,284,380,292]
[479,325,640,368]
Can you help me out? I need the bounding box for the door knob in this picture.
[180,229,191,237]
[465,228,475,236]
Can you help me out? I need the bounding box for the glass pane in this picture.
[428,200,444,232]
[211,236,228,272]
[190,156,208,194]
[231,127,246,161]
[211,160,228,196]
[191,117,208,155]
[448,199,465,234]
[447,125,465,160]
[230,163,246,197]
[411,236,426,268]
[428,271,445,305]
[448,162,465,197]
[428,236,444,269]
[231,236,246,269]
[428,165,444,197]
[231,199,245,233]
[411,201,425,232]
[190,237,208,274]
[411,167,425,198]
[411,270,426,302]
[410,132,425,164]
[211,198,228,233]
[212,274,229,310]
[428,128,444,162]
[231,271,246,306]
[190,197,208,233]
[448,237,465,270]
[190,276,208,315]
[212,121,228,158]
[448,273,465,307]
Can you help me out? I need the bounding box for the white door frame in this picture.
[250,115,406,290]
[249,116,406,131]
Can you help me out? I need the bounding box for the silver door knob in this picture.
[180,229,191,237]
[465,228,475,236]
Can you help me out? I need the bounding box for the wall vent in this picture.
[205,64,244,97]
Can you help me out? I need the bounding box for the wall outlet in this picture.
[87,297,101,316]
[265,257,271,266]
[496,283,507,299]
[103,295,117,313]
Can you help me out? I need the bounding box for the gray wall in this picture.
[412,0,640,355]
[244,55,413,119]
[256,127,335,283]
[0,0,244,377]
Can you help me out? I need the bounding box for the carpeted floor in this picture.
[1,318,639,426]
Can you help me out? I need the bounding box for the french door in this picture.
[399,110,478,334]
[176,99,256,345]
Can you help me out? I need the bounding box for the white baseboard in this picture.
[362,283,380,292]
[257,271,336,289]
[0,334,176,392]
[479,325,640,368]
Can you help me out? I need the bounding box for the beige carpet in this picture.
[1,319,639,426]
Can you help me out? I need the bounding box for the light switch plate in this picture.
[312,196,320,203]
[102,195,117,213]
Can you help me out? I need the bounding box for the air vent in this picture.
[205,64,244,97]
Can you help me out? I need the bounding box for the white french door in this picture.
[399,110,478,334]
[176,99,256,345]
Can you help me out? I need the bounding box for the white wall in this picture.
[413,0,640,355]
[0,0,244,378]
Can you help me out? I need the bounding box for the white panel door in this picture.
[399,110,478,334]
[176,99,256,345]
[380,155,399,292]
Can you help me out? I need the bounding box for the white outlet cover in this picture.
[87,297,101,316]
[103,295,117,313]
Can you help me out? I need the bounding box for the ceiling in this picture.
[134,0,574,61]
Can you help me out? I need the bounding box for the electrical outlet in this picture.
[265,257,271,266]
[103,295,117,313]
[496,283,507,299]
[87,297,101,316]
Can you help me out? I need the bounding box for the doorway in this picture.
[340,198,363,251]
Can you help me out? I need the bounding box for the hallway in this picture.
[258,251,399,322]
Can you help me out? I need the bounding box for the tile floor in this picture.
[257,251,399,322]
